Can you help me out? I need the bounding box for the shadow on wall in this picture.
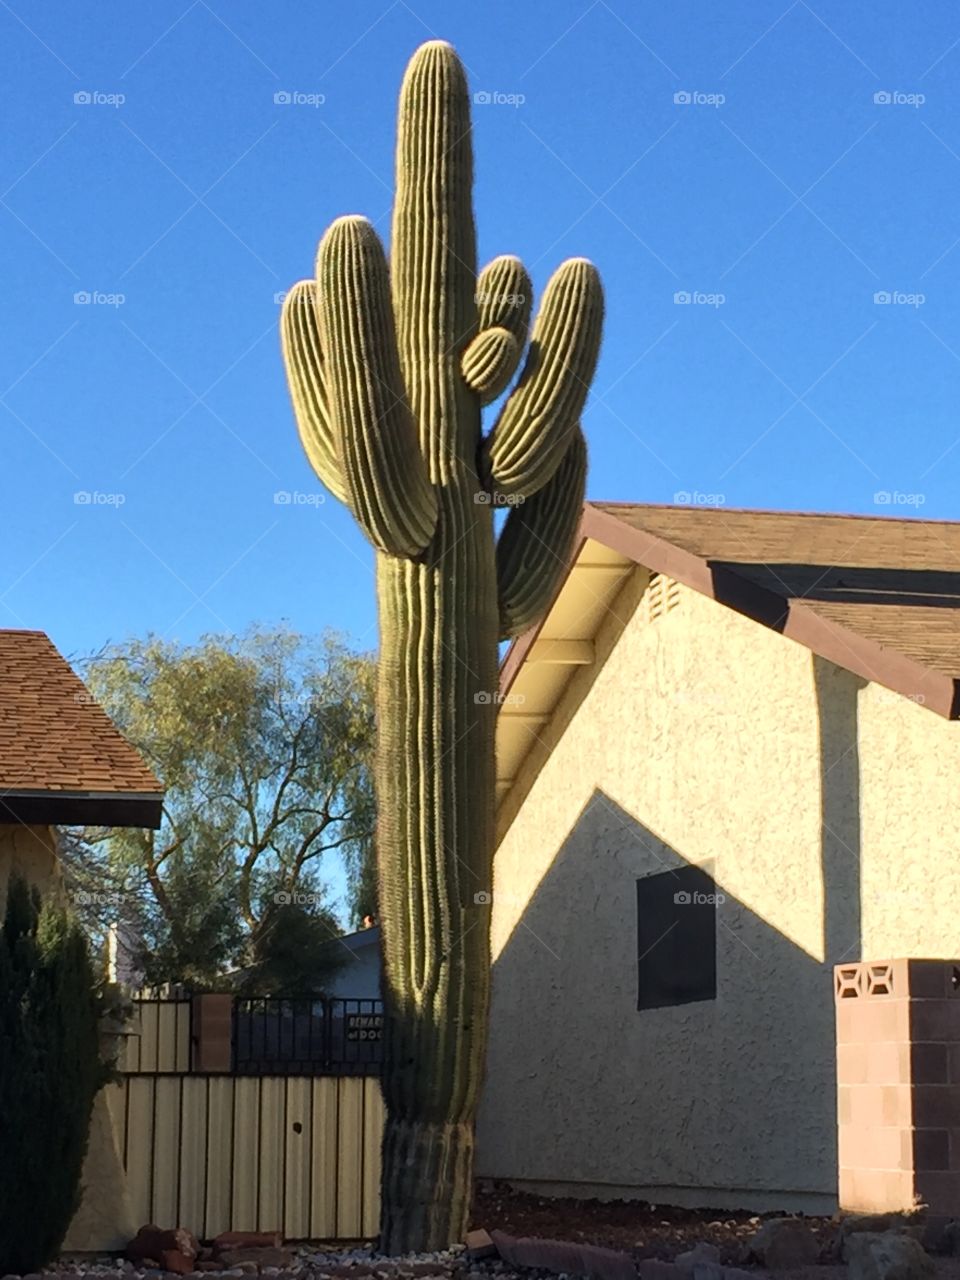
[813,654,864,969]
[478,654,865,1207]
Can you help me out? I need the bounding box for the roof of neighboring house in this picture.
[0,630,163,828]
[496,502,960,830]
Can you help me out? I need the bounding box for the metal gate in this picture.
[118,996,385,1239]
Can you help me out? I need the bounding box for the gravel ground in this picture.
[44,1185,960,1280]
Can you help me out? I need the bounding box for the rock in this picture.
[841,1214,924,1257]
[921,1219,960,1256]
[637,1264,682,1280]
[846,1232,934,1280]
[490,1233,636,1280]
[218,1252,295,1270]
[743,1218,818,1269]
[128,1228,200,1268]
[163,1252,197,1276]
[215,1235,283,1251]
[676,1246,720,1272]
[721,1269,757,1280]
[464,1232,497,1263]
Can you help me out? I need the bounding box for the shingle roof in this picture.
[0,629,162,797]
[595,503,960,679]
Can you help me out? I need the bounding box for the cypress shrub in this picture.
[0,875,110,1273]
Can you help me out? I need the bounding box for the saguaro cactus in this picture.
[281,40,602,1253]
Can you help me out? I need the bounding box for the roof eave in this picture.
[499,502,960,720]
[0,789,165,829]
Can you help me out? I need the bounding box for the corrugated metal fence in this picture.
[118,996,385,1240]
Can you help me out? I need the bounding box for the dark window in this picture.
[636,865,717,1011]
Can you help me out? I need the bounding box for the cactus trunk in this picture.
[377,496,497,1251]
[280,37,602,1252]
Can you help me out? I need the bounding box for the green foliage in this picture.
[238,899,347,995]
[73,625,376,987]
[0,877,109,1273]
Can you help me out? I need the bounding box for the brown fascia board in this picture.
[0,789,164,829]
[500,502,960,719]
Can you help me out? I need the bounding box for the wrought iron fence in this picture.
[232,996,384,1076]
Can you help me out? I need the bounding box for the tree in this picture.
[76,626,376,988]
[279,41,601,1251]
[239,899,347,995]
[0,876,110,1273]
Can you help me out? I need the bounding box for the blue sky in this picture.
[3,0,960,664]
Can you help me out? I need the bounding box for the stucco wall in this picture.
[858,685,960,958]
[477,573,918,1211]
[0,823,60,909]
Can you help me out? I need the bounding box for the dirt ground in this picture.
[470,1184,836,1262]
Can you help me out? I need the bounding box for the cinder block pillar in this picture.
[836,959,960,1217]
[191,993,233,1073]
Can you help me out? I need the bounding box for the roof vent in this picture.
[647,573,681,622]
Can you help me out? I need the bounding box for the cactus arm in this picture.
[482,258,603,498]
[316,216,438,556]
[495,427,587,639]
[475,254,532,340]
[461,255,531,405]
[280,281,350,504]
[461,326,519,404]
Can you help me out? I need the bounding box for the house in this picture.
[0,628,163,905]
[326,923,382,1000]
[0,628,164,1253]
[477,502,960,1215]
